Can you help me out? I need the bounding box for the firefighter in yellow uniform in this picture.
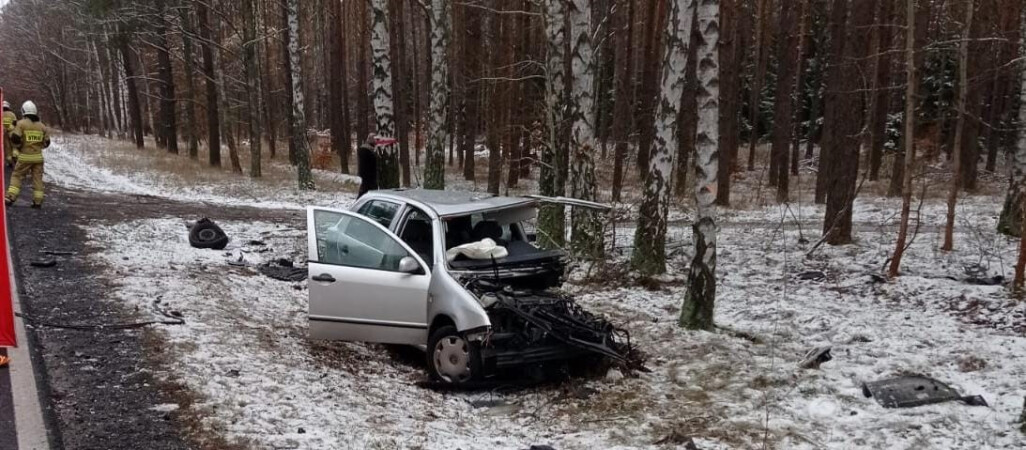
[2,101,17,167]
[5,101,50,208]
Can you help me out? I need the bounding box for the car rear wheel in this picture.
[427,325,480,384]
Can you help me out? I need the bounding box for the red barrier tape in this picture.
[0,88,16,347]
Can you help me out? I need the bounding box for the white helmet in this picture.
[21,101,37,116]
[2,101,9,109]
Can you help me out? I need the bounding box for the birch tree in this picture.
[632,0,695,276]
[287,0,314,189]
[538,0,568,250]
[888,0,919,279]
[425,0,450,190]
[371,0,400,189]
[999,21,1026,237]
[680,0,719,331]
[568,0,603,259]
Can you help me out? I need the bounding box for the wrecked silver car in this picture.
[306,189,641,384]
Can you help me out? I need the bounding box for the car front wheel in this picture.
[427,325,481,384]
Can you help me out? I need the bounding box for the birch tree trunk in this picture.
[888,0,919,279]
[370,0,399,189]
[244,0,262,177]
[943,0,974,251]
[538,0,568,250]
[999,16,1026,238]
[425,0,450,190]
[632,0,695,276]
[197,1,220,166]
[288,0,314,189]
[680,0,719,331]
[568,0,603,259]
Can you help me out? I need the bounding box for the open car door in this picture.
[306,207,431,345]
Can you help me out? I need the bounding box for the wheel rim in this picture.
[198,229,217,241]
[433,335,471,383]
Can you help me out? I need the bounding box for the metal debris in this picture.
[861,375,988,408]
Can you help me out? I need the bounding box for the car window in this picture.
[398,208,434,269]
[313,210,410,271]
[356,200,400,229]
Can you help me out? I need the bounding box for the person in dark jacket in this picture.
[357,134,378,197]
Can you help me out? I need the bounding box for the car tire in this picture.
[189,218,229,250]
[426,325,481,384]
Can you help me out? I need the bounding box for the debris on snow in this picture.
[797,346,833,370]
[188,218,229,250]
[29,258,57,268]
[861,375,988,408]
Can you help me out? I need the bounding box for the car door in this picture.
[307,207,431,345]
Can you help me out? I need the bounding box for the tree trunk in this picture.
[244,0,262,177]
[568,0,603,259]
[425,0,450,189]
[770,0,799,202]
[887,0,932,197]
[356,1,372,139]
[460,3,482,183]
[610,0,634,203]
[815,0,849,204]
[155,0,177,153]
[632,0,695,275]
[822,0,871,245]
[681,0,719,331]
[888,0,919,279]
[260,0,278,159]
[789,0,811,176]
[943,0,974,251]
[998,13,1026,237]
[197,1,220,166]
[328,0,351,174]
[867,0,894,181]
[715,0,739,206]
[636,0,667,182]
[288,0,314,189]
[370,0,400,189]
[282,0,298,166]
[391,0,411,187]
[746,0,771,172]
[538,0,568,250]
[179,2,200,159]
[116,26,144,149]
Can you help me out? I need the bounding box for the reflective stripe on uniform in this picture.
[17,153,43,163]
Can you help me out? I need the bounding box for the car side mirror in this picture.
[398,256,422,274]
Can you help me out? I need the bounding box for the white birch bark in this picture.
[631,0,695,275]
[999,14,1026,236]
[538,0,568,249]
[371,0,400,188]
[425,0,450,190]
[681,0,720,330]
[288,0,314,189]
[568,0,603,258]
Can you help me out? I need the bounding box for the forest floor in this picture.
[22,133,1026,449]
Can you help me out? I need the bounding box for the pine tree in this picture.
[244,0,262,178]
[196,0,220,166]
[888,0,919,279]
[943,0,975,251]
[632,0,695,275]
[681,0,720,331]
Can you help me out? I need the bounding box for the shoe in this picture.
[0,355,9,368]
[30,203,41,209]
[4,199,12,207]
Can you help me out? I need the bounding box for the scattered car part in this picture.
[861,375,988,408]
[260,262,307,282]
[797,270,826,281]
[29,258,57,268]
[189,218,229,250]
[798,346,833,369]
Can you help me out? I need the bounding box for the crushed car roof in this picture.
[372,189,536,217]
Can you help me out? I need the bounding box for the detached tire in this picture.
[189,218,229,250]
[427,325,481,384]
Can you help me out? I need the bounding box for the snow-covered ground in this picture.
[45,134,358,210]
[83,211,1026,449]
[48,134,1026,448]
